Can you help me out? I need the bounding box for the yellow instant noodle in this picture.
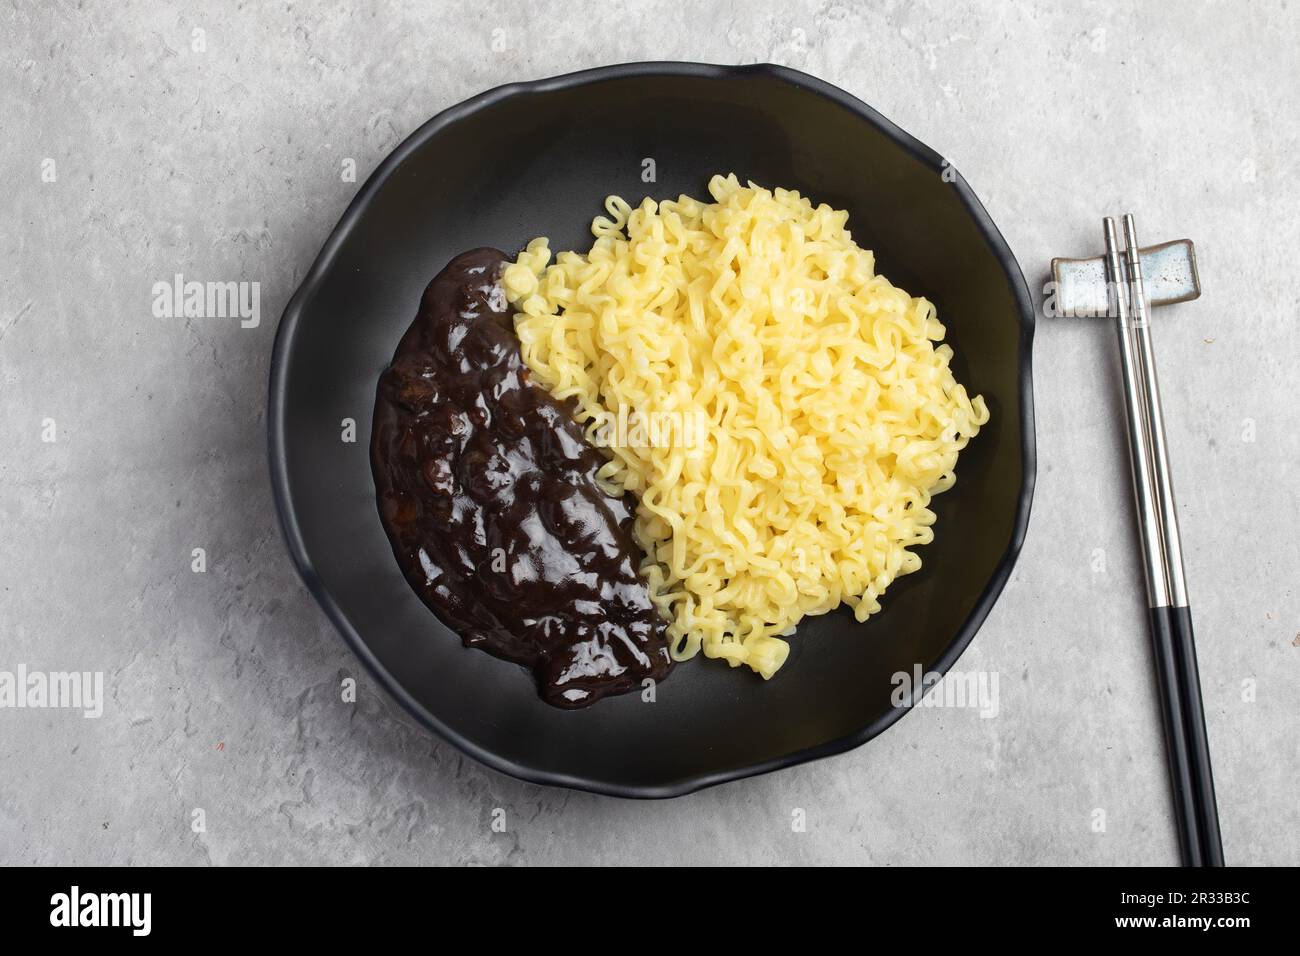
[502,174,988,679]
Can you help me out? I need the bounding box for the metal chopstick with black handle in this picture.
[1102,218,1203,865]
[1119,215,1225,867]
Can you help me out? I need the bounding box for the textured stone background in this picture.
[2,0,1296,865]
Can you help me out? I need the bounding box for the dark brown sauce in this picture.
[370,248,673,707]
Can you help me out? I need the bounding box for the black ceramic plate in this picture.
[269,62,1035,797]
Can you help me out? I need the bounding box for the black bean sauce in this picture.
[371,248,672,707]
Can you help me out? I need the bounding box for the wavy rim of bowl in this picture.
[267,61,1038,799]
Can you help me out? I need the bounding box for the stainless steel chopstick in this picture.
[1120,215,1225,867]
[1103,217,1203,866]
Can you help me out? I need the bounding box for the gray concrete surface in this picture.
[2,0,1296,866]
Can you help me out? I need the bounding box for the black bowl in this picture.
[269,62,1036,797]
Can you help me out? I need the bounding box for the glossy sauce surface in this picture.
[371,248,672,707]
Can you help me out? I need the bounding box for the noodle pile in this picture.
[502,175,988,679]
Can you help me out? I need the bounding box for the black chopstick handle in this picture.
[1167,605,1225,866]
[1148,605,1203,866]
